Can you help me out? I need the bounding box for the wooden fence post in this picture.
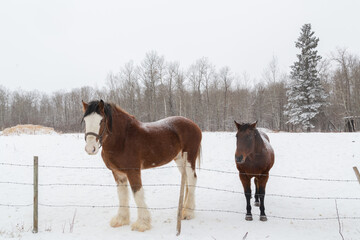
[176,152,187,236]
[33,156,38,233]
[353,166,360,185]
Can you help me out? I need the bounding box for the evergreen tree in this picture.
[285,24,327,132]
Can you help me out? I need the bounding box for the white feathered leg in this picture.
[131,188,151,231]
[182,161,196,219]
[110,172,130,227]
[175,152,197,220]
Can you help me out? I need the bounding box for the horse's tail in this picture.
[196,143,201,170]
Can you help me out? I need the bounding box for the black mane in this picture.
[238,123,254,132]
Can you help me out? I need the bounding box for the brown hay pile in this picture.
[1,124,57,136]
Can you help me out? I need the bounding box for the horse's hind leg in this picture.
[254,178,260,207]
[175,152,197,220]
[258,175,269,221]
[239,173,252,221]
[127,170,151,231]
[110,171,130,227]
[183,156,197,220]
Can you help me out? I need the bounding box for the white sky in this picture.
[1,0,360,93]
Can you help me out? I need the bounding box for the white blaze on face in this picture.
[84,113,103,155]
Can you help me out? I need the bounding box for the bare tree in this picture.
[165,61,180,116]
[175,69,186,116]
[187,60,203,129]
[262,57,288,130]
[0,86,10,129]
[219,66,233,130]
[187,57,215,130]
[106,71,122,104]
[140,51,165,121]
[331,48,356,116]
[331,48,360,130]
[119,61,140,116]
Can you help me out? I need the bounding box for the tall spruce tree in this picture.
[285,23,327,132]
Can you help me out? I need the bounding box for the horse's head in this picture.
[81,99,112,155]
[234,120,258,164]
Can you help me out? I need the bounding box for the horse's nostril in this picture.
[92,147,96,153]
[236,155,244,163]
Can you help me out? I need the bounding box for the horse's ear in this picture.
[250,121,258,129]
[98,99,105,114]
[82,100,88,113]
[234,120,240,130]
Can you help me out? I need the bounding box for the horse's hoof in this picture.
[131,219,151,232]
[182,209,195,220]
[260,215,268,221]
[254,201,260,207]
[245,214,253,221]
[110,215,130,227]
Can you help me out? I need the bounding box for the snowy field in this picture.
[1,132,360,240]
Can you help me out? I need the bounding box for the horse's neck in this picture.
[106,108,134,146]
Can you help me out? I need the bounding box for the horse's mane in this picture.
[82,100,136,132]
[112,103,134,119]
[237,123,254,132]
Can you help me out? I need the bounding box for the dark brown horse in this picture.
[82,100,202,232]
[234,121,274,221]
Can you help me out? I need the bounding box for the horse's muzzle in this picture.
[85,141,100,155]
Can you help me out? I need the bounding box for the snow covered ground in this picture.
[1,132,359,240]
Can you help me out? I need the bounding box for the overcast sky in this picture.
[0,0,359,93]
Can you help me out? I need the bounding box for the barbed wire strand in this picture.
[1,181,360,200]
[0,162,357,182]
[0,203,33,207]
[1,203,359,221]
[39,203,177,210]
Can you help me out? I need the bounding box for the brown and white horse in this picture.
[82,100,202,232]
[234,121,274,221]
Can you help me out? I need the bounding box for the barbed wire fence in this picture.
[1,157,360,233]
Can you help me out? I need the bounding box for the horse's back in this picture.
[143,116,201,136]
[141,116,202,157]
[259,130,270,142]
[167,116,201,136]
[162,116,202,148]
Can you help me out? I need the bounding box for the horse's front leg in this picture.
[127,170,151,232]
[110,171,130,227]
[239,173,252,221]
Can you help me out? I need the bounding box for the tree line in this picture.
[0,30,359,133]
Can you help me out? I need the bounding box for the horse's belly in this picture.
[140,137,181,169]
[141,149,180,169]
